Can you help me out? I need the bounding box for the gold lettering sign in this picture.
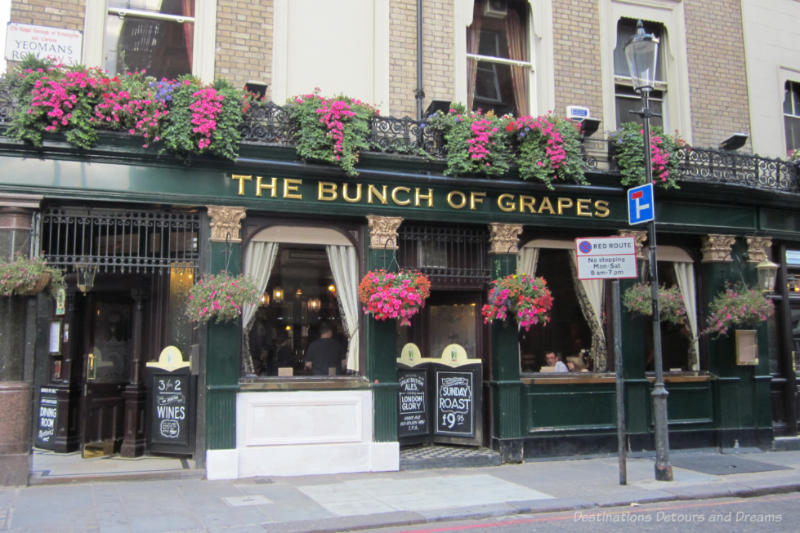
[229,175,612,218]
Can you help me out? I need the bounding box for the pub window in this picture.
[241,226,360,378]
[467,0,531,116]
[517,243,602,374]
[640,246,700,372]
[613,18,666,130]
[104,0,194,79]
[784,81,800,155]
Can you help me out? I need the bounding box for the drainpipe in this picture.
[415,0,425,121]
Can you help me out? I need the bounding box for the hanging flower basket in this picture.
[701,282,774,338]
[0,255,65,297]
[622,282,688,329]
[358,269,431,326]
[185,271,260,324]
[481,274,554,331]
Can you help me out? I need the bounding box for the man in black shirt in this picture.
[304,322,345,376]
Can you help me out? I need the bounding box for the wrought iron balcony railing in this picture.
[0,83,797,194]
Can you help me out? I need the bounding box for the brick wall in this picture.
[215,0,273,98]
[552,0,604,126]
[10,0,85,31]
[685,0,751,150]
[389,0,454,119]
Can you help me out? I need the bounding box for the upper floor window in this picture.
[784,81,800,155]
[104,0,194,79]
[614,18,665,129]
[467,0,530,116]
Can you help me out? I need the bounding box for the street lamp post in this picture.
[625,20,673,482]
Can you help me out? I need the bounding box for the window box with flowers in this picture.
[611,121,685,189]
[7,56,245,160]
[425,104,513,178]
[186,272,260,324]
[358,269,431,326]
[0,254,65,297]
[701,283,774,365]
[481,274,553,331]
[506,114,587,189]
[286,89,377,177]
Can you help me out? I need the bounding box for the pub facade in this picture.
[1,0,800,483]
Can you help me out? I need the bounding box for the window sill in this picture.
[239,376,371,391]
[521,371,712,385]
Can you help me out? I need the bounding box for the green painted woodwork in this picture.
[620,278,649,434]
[659,202,757,231]
[525,384,616,431]
[761,208,800,234]
[664,383,714,427]
[489,254,523,439]
[365,248,399,442]
[205,241,242,450]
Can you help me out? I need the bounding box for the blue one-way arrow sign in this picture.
[627,183,655,225]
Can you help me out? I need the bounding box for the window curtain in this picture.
[569,251,607,371]
[505,9,529,116]
[673,262,699,371]
[241,241,279,375]
[517,246,540,277]
[326,245,360,373]
[182,0,194,68]
[466,4,483,110]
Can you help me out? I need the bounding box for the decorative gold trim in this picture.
[207,206,246,243]
[701,234,736,263]
[488,223,523,254]
[617,229,647,260]
[367,215,403,250]
[745,236,772,264]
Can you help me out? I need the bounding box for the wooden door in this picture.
[81,293,132,456]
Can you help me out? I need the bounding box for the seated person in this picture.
[303,322,346,376]
[541,351,568,373]
[566,355,588,372]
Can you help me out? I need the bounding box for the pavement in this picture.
[3,444,800,532]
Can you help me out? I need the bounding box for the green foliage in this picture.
[286,89,376,176]
[702,282,774,338]
[425,104,512,177]
[0,254,65,297]
[161,77,244,160]
[7,56,100,149]
[186,271,260,324]
[623,282,688,328]
[611,122,684,189]
[7,59,244,160]
[508,114,587,189]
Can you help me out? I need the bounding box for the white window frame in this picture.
[599,0,692,143]
[455,0,555,117]
[783,79,800,154]
[83,0,216,83]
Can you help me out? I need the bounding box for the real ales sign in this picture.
[5,23,82,65]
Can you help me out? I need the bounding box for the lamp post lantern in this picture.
[625,20,673,482]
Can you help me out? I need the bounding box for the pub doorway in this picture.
[395,222,492,457]
[79,289,133,456]
[34,206,201,465]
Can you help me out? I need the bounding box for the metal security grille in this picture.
[41,207,200,273]
[397,224,490,286]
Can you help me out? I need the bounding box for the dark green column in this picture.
[204,207,245,451]
[488,223,523,462]
[365,217,402,442]
[703,236,772,448]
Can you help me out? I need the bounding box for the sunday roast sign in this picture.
[435,371,474,436]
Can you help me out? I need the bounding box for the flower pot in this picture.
[19,272,51,296]
[734,329,758,366]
